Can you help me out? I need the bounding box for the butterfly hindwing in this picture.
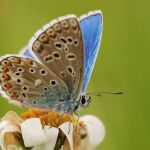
[0,56,69,109]
[28,16,84,100]
[80,11,103,93]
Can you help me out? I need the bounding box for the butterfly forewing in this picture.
[29,16,84,100]
[0,56,69,109]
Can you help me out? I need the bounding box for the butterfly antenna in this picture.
[87,91,124,96]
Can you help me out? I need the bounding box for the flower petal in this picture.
[3,131,25,149]
[21,118,47,147]
[0,121,9,133]
[2,111,23,127]
[80,115,105,147]
[0,125,19,150]
[32,126,59,150]
[59,122,73,150]
[0,111,23,150]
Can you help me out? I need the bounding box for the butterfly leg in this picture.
[56,111,66,125]
[56,106,69,125]
[67,112,80,134]
[67,119,73,135]
[73,112,80,132]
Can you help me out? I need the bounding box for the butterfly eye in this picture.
[81,96,86,104]
[80,95,91,107]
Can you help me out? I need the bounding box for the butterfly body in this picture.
[0,11,103,113]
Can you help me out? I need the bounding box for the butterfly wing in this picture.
[0,56,69,109]
[19,47,34,59]
[79,10,103,93]
[18,11,102,96]
[28,16,84,100]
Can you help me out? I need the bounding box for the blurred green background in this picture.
[0,0,149,150]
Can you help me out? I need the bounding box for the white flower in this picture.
[0,110,105,150]
[79,115,105,150]
[21,118,73,150]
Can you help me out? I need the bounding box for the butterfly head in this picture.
[79,94,91,108]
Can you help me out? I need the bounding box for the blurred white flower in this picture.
[79,115,105,150]
[0,110,105,150]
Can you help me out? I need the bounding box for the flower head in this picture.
[0,109,105,150]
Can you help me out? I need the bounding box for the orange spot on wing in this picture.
[15,58,21,64]
[0,66,9,73]
[23,58,33,65]
[10,91,18,99]
[3,83,12,90]
[2,74,10,81]
[2,60,12,66]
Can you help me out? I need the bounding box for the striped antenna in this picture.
[87,91,124,96]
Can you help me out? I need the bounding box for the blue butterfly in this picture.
[0,10,103,114]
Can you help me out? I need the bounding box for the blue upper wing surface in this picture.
[79,11,103,93]
[19,47,34,59]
